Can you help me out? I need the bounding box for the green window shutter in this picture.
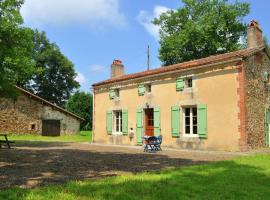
[176,78,184,91]
[154,108,161,136]
[136,108,143,144]
[171,106,180,137]
[122,109,128,135]
[198,104,207,139]
[106,111,112,135]
[138,85,145,96]
[109,90,115,100]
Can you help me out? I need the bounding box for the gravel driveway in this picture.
[0,142,245,189]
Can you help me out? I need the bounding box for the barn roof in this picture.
[16,86,85,121]
[92,46,265,87]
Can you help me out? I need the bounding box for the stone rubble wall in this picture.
[0,93,80,135]
[245,51,270,149]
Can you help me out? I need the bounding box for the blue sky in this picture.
[20,0,270,92]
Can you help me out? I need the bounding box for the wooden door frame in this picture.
[144,108,154,136]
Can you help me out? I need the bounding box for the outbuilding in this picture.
[0,86,84,136]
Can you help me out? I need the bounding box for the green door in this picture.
[136,108,143,144]
[265,108,270,147]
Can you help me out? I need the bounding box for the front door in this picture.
[145,108,154,136]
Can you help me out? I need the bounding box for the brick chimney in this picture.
[247,20,263,48]
[111,59,125,78]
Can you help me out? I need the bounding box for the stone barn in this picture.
[0,87,84,136]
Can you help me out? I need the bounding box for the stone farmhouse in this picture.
[0,86,84,136]
[92,21,270,151]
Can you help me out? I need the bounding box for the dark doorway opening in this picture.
[42,120,61,136]
[144,108,154,137]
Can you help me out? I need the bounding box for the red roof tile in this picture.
[93,47,263,87]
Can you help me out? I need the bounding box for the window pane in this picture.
[185,117,190,124]
[185,108,190,115]
[193,126,197,134]
[187,78,192,88]
[186,126,190,134]
[192,107,197,116]
[193,117,197,125]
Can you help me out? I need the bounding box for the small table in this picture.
[0,134,15,149]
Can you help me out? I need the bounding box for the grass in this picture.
[1,154,270,200]
[7,131,92,143]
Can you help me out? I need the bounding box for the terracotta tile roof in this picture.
[15,86,85,121]
[93,47,264,87]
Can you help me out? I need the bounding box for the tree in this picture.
[0,0,37,98]
[66,92,93,130]
[24,30,80,107]
[153,0,250,66]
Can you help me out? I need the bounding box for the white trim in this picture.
[183,106,198,137]
[112,110,123,135]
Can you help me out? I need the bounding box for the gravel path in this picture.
[0,142,247,189]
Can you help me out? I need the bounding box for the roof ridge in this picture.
[15,86,85,121]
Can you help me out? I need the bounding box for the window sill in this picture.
[179,136,200,142]
[183,88,193,93]
[112,133,123,135]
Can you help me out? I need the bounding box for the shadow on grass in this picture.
[1,157,270,200]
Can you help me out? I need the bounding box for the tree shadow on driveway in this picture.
[0,142,237,189]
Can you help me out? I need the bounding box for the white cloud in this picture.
[75,72,87,86]
[90,64,107,73]
[21,0,126,28]
[137,6,171,40]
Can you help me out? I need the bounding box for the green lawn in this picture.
[7,131,92,143]
[1,154,270,200]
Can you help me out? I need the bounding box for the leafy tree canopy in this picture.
[24,30,80,107]
[66,92,93,130]
[153,0,250,66]
[0,0,37,98]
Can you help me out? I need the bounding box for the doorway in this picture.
[144,108,154,136]
[42,120,61,136]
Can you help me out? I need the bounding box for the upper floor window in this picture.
[115,89,120,98]
[186,78,193,88]
[146,84,151,93]
[109,89,120,100]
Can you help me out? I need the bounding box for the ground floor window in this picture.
[184,107,197,136]
[113,110,122,134]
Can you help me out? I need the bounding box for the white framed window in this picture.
[146,84,152,93]
[186,78,193,88]
[113,110,122,134]
[183,107,197,136]
[115,89,120,98]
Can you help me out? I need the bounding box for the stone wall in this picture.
[0,93,81,135]
[245,50,270,149]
